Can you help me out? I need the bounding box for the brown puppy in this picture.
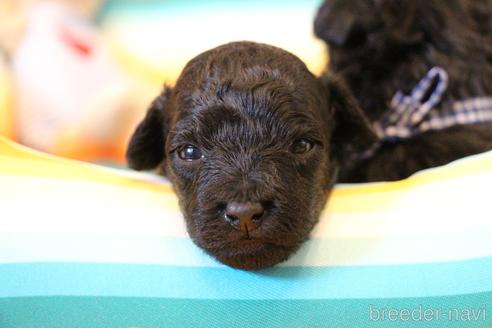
[315,0,492,182]
[126,41,375,270]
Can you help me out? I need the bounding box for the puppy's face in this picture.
[127,42,376,270]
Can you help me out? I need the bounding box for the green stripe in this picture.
[1,293,490,328]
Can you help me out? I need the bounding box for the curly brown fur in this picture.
[315,0,492,182]
[126,41,376,270]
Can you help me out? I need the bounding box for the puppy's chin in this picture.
[202,239,300,270]
[183,205,325,270]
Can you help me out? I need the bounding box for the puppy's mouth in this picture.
[210,241,297,270]
[200,230,302,270]
[220,231,271,249]
[223,228,298,249]
[190,207,310,270]
[229,238,270,254]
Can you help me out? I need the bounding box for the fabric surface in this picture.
[1,136,491,327]
[100,0,327,85]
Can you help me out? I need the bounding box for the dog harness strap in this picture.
[376,67,492,140]
[375,67,449,139]
[350,67,492,161]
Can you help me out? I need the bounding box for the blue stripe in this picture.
[1,257,491,299]
[1,293,491,328]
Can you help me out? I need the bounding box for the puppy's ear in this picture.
[322,75,378,160]
[314,2,358,47]
[314,0,374,47]
[126,88,171,171]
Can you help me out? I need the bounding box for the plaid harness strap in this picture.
[354,67,492,161]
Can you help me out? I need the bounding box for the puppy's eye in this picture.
[178,145,203,161]
[291,138,314,154]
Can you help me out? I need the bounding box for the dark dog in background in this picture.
[315,0,492,182]
[126,41,375,270]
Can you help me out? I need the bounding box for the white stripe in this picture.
[1,172,491,240]
[0,176,188,237]
[0,232,490,267]
[1,165,491,267]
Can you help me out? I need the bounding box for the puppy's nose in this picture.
[224,202,265,232]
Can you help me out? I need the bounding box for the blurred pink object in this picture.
[12,1,148,161]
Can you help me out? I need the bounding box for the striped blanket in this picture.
[1,136,491,327]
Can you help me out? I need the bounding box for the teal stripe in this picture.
[1,257,491,299]
[99,0,320,21]
[1,293,491,328]
[102,0,320,11]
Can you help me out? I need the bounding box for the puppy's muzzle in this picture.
[224,201,265,233]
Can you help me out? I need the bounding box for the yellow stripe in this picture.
[0,66,15,139]
[2,136,491,214]
[334,153,492,197]
[0,137,172,194]
[102,10,327,85]
[104,30,171,86]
